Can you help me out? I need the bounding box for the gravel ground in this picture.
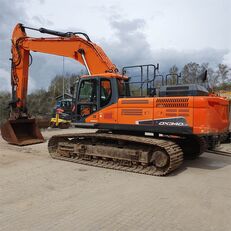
[0,128,231,231]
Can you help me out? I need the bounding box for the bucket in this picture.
[1,118,44,146]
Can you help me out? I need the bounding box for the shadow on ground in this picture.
[170,153,231,176]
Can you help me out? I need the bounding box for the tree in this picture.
[206,67,219,89]
[0,91,11,125]
[48,74,69,97]
[168,65,179,85]
[181,62,218,85]
[217,64,230,84]
[48,73,81,97]
[182,62,200,84]
[27,89,54,117]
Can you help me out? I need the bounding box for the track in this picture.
[206,149,231,157]
[48,133,184,176]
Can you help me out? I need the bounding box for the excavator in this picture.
[1,23,230,176]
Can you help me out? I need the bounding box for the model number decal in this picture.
[158,122,185,126]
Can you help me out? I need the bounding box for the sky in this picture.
[0,0,230,92]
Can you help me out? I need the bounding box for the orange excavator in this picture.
[1,24,230,176]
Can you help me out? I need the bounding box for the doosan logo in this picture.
[158,121,185,126]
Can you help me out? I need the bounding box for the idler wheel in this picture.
[152,150,169,168]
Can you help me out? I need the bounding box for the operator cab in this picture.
[72,75,124,122]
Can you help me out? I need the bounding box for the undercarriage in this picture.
[48,132,185,176]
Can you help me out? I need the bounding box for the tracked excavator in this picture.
[1,24,230,176]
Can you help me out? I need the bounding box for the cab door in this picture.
[73,77,118,124]
[98,78,118,124]
[73,78,98,122]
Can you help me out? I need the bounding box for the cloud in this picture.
[0,0,29,91]
[0,0,88,93]
[0,1,26,76]
[28,53,83,91]
[111,18,145,34]
[100,17,153,67]
[32,15,53,26]
[0,68,11,92]
[100,16,229,75]
[222,51,231,65]
[153,48,229,74]
[0,1,230,93]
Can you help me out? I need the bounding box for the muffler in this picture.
[1,118,44,146]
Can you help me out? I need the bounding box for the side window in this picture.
[117,79,127,97]
[79,80,97,103]
[100,79,112,107]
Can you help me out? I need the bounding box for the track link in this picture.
[48,133,184,176]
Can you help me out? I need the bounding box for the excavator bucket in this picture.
[1,118,44,146]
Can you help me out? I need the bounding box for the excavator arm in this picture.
[11,23,117,111]
[1,23,118,145]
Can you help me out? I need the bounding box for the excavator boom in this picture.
[1,23,118,145]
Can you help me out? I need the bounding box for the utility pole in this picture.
[62,56,65,99]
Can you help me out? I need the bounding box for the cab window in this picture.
[100,79,112,107]
[79,80,97,103]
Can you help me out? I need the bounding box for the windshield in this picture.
[78,79,97,103]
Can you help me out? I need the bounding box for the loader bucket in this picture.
[1,118,44,146]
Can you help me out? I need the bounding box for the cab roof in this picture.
[81,72,128,80]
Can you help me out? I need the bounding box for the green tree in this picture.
[27,89,54,117]
[0,91,11,125]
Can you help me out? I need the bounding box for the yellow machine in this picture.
[50,98,72,129]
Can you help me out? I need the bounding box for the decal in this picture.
[158,121,185,126]
[136,117,189,126]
